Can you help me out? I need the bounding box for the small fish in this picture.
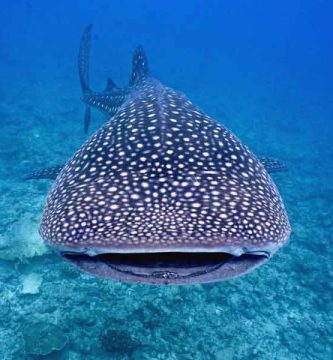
[30,26,291,285]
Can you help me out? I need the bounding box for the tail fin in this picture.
[83,106,91,134]
[78,26,137,132]
[129,46,150,86]
[78,24,93,133]
[78,24,92,93]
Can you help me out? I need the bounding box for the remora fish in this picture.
[29,25,291,285]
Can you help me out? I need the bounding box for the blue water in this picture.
[0,1,332,359]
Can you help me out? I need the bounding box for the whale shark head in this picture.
[40,85,290,284]
[38,27,291,285]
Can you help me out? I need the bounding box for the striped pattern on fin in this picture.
[83,88,130,117]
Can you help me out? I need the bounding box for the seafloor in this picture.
[1,36,333,360]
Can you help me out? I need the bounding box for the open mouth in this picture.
[62,251,269,285]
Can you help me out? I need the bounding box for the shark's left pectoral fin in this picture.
[259,157,288,173]
[24,165,64,180]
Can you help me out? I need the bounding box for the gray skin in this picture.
[35,25,291,285]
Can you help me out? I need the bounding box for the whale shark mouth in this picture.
[61,251,269,285]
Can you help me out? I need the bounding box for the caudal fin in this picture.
[78,24,92,93]
[83,106,91,134]
[78,26,138,132]
[78,24,93,133]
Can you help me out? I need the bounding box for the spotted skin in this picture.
[82,89,130,117]
[24,157,286,181]
[40,78,290,256]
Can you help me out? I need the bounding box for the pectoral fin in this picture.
[259,157,287,173]
[24,165,64,180]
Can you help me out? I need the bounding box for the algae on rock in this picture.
[23,322,68,357]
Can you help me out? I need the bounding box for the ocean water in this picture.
[0,0,332,359]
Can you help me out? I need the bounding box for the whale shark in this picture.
[27,25,291,285]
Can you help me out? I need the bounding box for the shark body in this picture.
[29,26,291,285]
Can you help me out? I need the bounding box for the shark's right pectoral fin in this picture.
[24,165,64,181]
[259,157,288,173]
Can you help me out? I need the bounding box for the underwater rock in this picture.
[0,328,25,359]
[215,347,234,360]
[0,235,8,250]
[23,322,68,357]
[20,273,43,295]
[101,329,140,355]
[0,215,49,261]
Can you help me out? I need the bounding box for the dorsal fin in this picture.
[104,77,117,92]
[129,45,150,86]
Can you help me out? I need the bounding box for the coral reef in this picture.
[22,322,68,357]
[101,329,141,355]
[20,272,43,295]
